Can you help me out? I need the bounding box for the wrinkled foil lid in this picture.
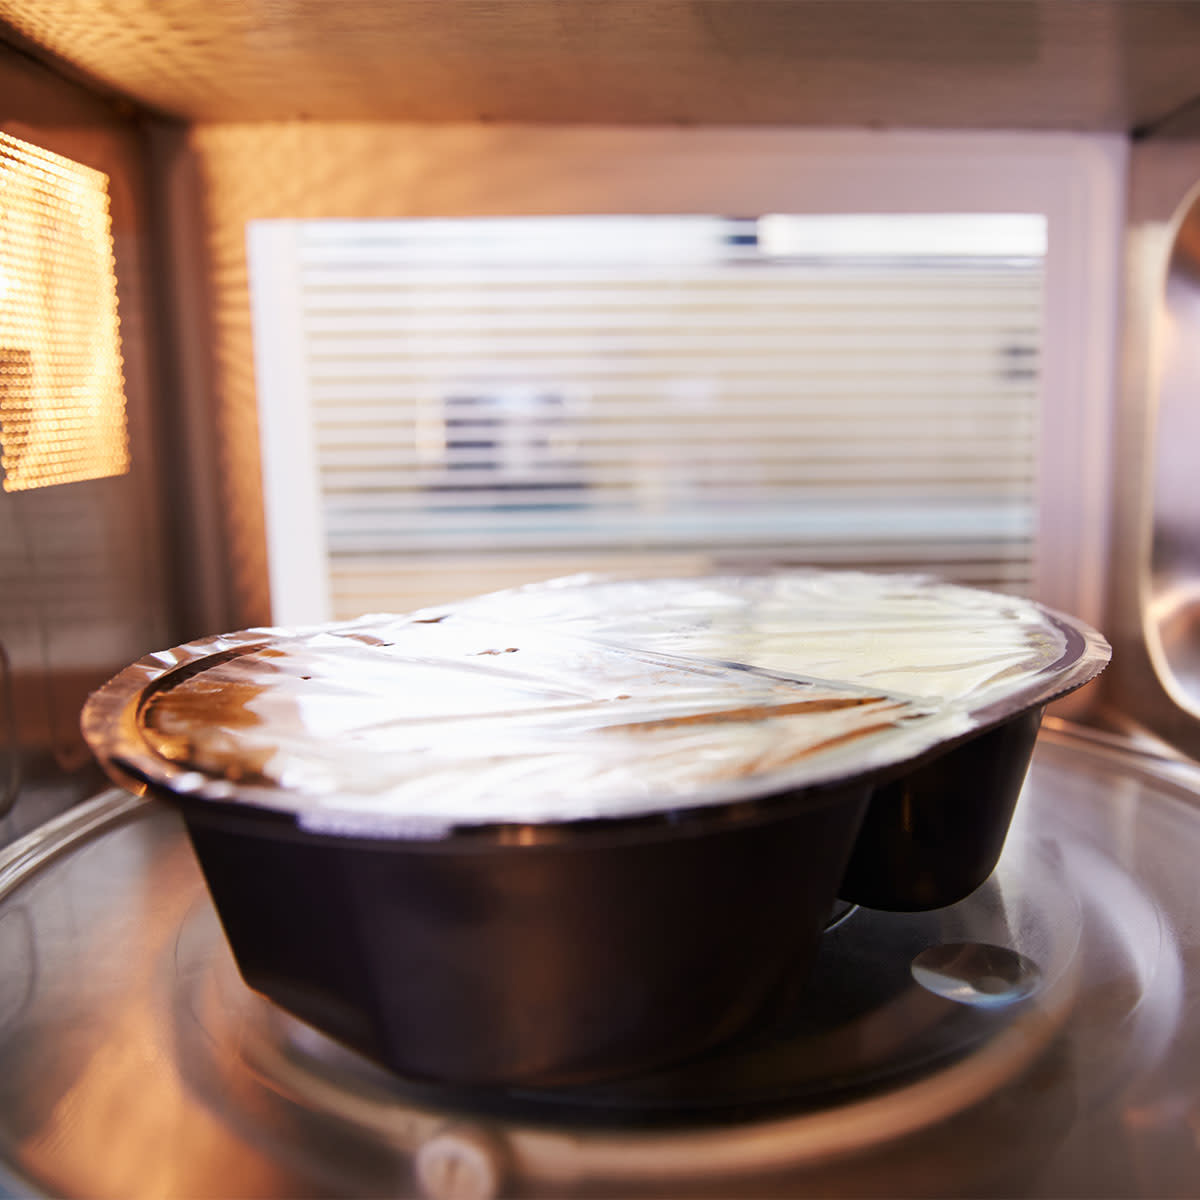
[81,572,1110,838]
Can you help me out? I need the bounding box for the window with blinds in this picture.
[249,214,1044,622]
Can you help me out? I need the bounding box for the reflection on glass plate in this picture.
[0,725,1194,1198]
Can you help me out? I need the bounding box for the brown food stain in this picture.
[615,694,889,733]
[139,677,276,783]
[736,713,912,776]
[342,633,395,647]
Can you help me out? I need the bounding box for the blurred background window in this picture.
[248,213,1044,621]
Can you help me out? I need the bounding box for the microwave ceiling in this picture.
[1,1,1200,134]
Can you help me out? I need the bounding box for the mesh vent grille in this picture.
[0,131,129,492]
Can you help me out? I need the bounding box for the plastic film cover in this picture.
[81,572,1110,837]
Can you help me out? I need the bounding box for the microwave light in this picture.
[0,130,130,493]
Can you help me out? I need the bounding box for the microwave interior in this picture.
[1,4,1200,1198]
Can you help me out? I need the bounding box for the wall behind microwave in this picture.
[160,122,1123,635]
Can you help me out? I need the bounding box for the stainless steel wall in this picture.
[0,45,174,836]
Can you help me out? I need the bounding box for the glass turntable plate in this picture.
[0,723,1196,1198]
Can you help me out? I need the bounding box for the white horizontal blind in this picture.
[257,216,1043,620]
